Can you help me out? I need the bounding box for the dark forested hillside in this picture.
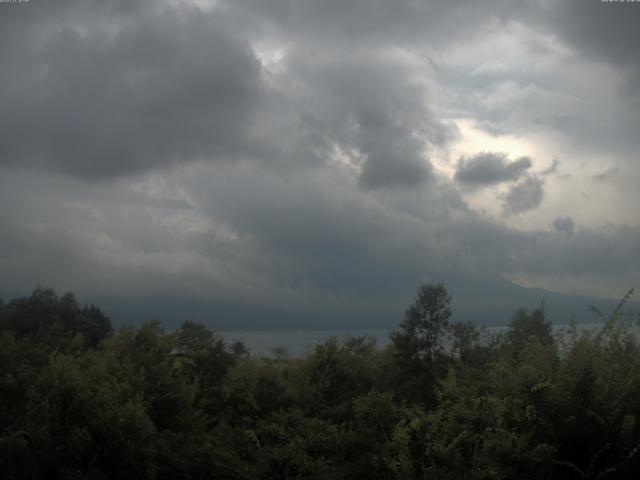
[1,285,639,479]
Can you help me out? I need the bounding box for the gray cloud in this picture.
[278,50,449,189]
[222,0,540,48]
[355,103,432,189]
[1,161,638,324]
[0,1,263,179]
[546,0,640,68]
[0,0,639,325]
[501,175,544,216]
[592,167,619,182]
[552,216,575,235]
[539,157,560,176]
[454,152,532,188]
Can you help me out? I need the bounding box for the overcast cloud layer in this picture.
[1,0,639,326]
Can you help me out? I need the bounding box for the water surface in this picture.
[222,323,610,356]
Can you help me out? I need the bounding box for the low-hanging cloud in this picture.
[454,152,532,188]
[552,216,575,235]
[501,175,544,216]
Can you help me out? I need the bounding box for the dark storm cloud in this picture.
[1,163,639,321]
[547,0,640,67]
[542,0,640,159]
[275,48,449,189]
[0,0,465,185]
[184,162,640,290]
[185,164,453,295]
[513,225,640,277]
[501,175,544,216]
[355,104,431,189]
[141,167,640,290]
[454,152,532,188]
[444,214,640,278]
[0,1,263,179]
[0,0,639,320]
[221,0,539,47]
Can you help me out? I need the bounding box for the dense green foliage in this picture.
[1,285,639,479]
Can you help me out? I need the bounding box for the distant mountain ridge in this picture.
[1,277,636,331]
[442,274,637,327]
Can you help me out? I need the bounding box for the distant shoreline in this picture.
[221,323,615,356]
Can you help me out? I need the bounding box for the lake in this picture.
[221,323,610,356]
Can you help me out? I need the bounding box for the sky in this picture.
[1,0,639,327]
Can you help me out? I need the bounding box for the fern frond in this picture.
[552,460,586,478]
[611,288,634,320]
[589,305,605,322]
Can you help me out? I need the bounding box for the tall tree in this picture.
[390,283,452,407]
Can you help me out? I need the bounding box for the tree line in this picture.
[0,284,639,479]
